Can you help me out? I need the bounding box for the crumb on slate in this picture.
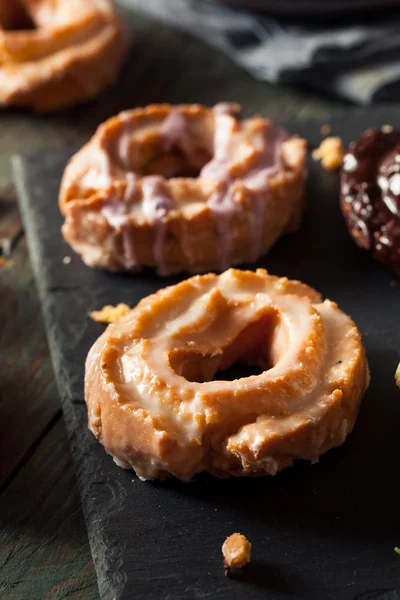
[89,303,130,323]
[312,137,345,171]
[222,533,252,575]
[320,124,332,136]
[395,364,400,388]
[63,256,71,265]
[395,546,400,555]
[382,124,394,133]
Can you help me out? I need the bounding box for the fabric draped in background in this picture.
[118,0,400,104]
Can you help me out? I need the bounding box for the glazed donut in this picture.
[85,268,369,481]
[341,126,400,274]
[0,0,127,112]
[59,103,307,275]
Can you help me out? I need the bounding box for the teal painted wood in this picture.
[0,195,98,599]
[0,421,97,600]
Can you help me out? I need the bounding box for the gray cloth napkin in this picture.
[118,0,400,105]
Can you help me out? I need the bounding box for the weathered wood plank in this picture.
[0,188,60,490]
[0,420,98,600]
[0,187,98,598]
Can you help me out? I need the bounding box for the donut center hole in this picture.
[144,146,212,179]
[214,362,264,381]
[113,122,213,178]
[170,316,278,383]
[0,1,36,30]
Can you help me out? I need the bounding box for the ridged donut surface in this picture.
[85,268,369,481]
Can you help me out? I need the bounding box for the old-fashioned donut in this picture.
[85,268,369,481]
[341,126,400,274]
[60,103,307,275]
[0,0,127,112]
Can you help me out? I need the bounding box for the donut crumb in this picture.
[394,546,400,555]
[89,303,130,323]
[382,124,394,133]
[320,124,332,136]
[222,533,252,575]
[312,137,345,171]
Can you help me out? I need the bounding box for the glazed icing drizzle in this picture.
[201,105,287,269]
[99,104,287,274]
[101,172,138,270]
[98,132,138,270]
[200,109,238,270]
[141,176,175,276]
[100,115,178,273]
[117,112,137,171]
[160,107,190,152]
[244,124,288,261]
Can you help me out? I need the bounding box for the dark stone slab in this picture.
[13,112,400,600]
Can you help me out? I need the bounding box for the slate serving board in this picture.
[13,112,400,600]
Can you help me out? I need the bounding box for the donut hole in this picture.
[215,362,263,381]
[113,126,213,178]
[142,146,212,179]
[170,315,278,383]
[0,1,36,30]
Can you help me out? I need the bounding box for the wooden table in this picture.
[0,9,359,600]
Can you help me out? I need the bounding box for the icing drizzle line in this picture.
[101,173,138,270]
[142,176,174,276]
[244,123,288,262]
[200,107,238,270]
[201,105,287,269]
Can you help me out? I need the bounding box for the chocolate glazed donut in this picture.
[340,127,400,274]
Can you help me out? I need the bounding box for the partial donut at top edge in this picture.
[0,0,127,111]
